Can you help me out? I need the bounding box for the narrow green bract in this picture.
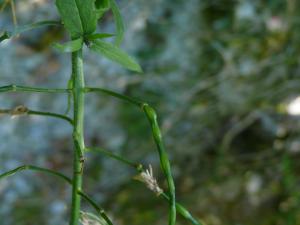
[86,33,115,41]
[90,39,142,72]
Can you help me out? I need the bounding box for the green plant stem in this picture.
[0,108,73,125]
[0,165,114,225]
[70,49,85,225]
[87,146,202,225]
[0,165,71,182]
[85,147,142,171]
[79,192,114,225]
[85,87,176,225]
[84,87,142,106]
[0,85,70,93]
[160,193,203,225]
[29,110,73,125]
[143,104,176,225]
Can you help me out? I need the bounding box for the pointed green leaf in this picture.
[53,38,83,53]
[109,0,124,46]
[86,33,115,40]
[0,20,61,43]
[55,0,97,38]
[90,40,142,73]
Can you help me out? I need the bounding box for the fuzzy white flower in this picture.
[134,165,163,196]
[80,211,107,225]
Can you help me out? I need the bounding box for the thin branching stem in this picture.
[85,87,176,225]
[0,165,114,225]
[28,110,73,125]
[86,146,203,225]
[84,87,142,106]
[160,193,203,225]
[78,192,114,225]
[85,147,142,171]
[0,108,73,125]
[0,85,70,93]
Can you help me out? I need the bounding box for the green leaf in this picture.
[55,0,97,38]
[109,0,124,46]
[95,0,110,19]
[90,40,142,73]
[53,38,83,53]
[0,20,61,43]
[86,33,115,40]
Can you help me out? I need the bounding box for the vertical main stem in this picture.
[70,49,85,225]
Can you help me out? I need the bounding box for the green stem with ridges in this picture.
[70,49,85,225]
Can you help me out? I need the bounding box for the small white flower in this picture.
[134,165,163,196]
[80,211,107,225]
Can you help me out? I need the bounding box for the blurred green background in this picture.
[1,0,300,224]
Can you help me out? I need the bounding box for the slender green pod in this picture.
[86,88,177,225]
[142,104,176,225]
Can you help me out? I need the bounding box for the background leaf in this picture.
[109,0,124,46]
[90,40,142,73]
[95,0,110,20]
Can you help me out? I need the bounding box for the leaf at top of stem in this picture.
[53,37,83,53]
[90,39,142,73]
[55,0,97,38]
[85,33,115,41]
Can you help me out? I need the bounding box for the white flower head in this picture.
[80,211,107,225]
[134,165,163,196]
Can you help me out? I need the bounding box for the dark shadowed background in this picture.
[1,0,300,224]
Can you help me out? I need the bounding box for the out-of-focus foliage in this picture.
[0,0,300,225]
